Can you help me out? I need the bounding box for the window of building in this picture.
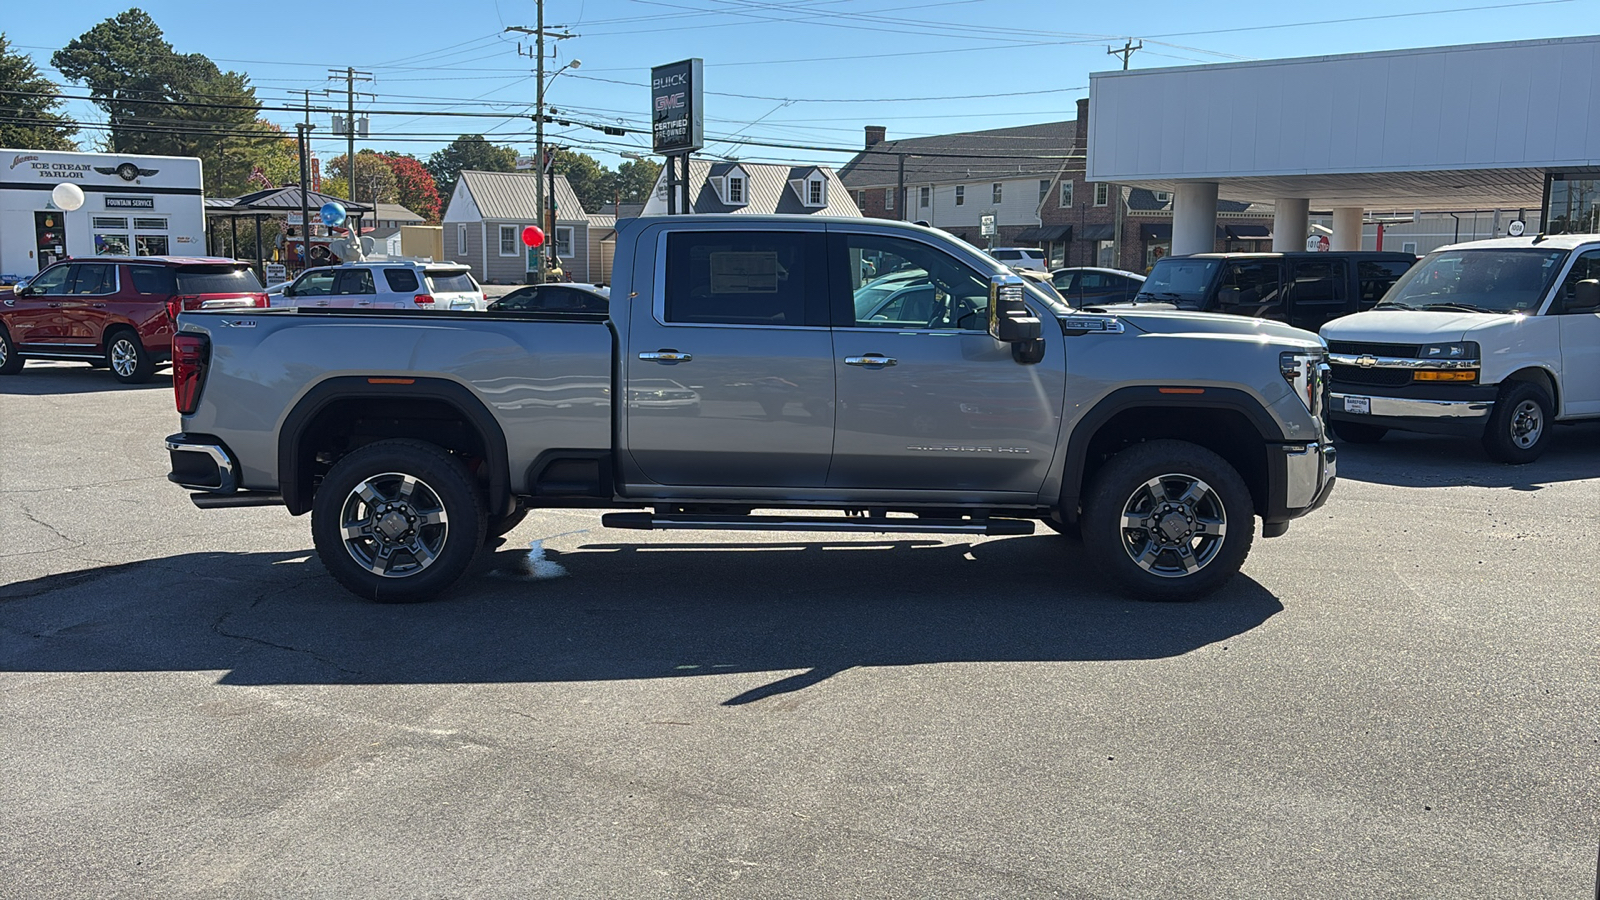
[134,235,169,256]
[919,186,930,208]
[555,226,575,258]
[1153,191,1171,203]
[1401,241,1418,255]
[1040,179,1051,203]
[94,233,130,255]
[806,179,824,206]
[133,217,167,230]
[457,224,468,255]
[664,231,826,326]
[955,185,965,206]
[499,224,518,256]
[1093,183,1110,207]
[993,183,1003,204]
[727,176,744,204]
[884,186,893,210]
[92,216,128,230]
[1059,181,1073,208]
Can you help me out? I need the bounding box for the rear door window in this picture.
[68,263,115,295]
[130,265,176,294]
[664,231,827,326]
[1286,259,1349,328]
[384,269,421,293]
[1357,259,1414,307]
[334,269,376,295]
[175,266,262,294]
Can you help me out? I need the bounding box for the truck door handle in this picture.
[46,302,62,308]
[639,350,692,362]
[845,354,897,367]
[91,303,107,308]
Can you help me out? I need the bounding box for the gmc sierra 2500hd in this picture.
[165,216,1336,602]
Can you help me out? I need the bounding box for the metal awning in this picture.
[1226,224,1272,240]
[1078,223,1115,241]
[1015,224,1073,242]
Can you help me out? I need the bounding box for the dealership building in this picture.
[0,149,206,282]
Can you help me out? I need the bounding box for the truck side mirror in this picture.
[988,274,1041,343]
[1568,279,1600,313]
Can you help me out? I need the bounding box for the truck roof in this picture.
[1436,233,1600,252]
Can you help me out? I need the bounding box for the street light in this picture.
[534,58,581,280]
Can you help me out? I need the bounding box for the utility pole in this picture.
[507,11,575,282]
[1108,39,1142,70]
[328,67,373,258]
[289,90,329,272]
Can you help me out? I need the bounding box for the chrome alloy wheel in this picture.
[109,337,140,378]
[1509,399,1544,450]
[0,338,8,367]
[1117,473,1228,578]
[338,471,450,577]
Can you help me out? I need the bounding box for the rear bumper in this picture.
[165,433,237,492]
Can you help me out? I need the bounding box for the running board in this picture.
[601,512,1035,536]
[190,491,285,509]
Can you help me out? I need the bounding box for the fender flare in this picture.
[1058,385,1285,518]
[277,376,509,516]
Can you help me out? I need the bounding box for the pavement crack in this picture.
[2,504,87,557]
[211,577,366,677]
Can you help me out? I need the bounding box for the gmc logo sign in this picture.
[655,92,685,111]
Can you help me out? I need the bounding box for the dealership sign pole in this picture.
[652,59,703,215]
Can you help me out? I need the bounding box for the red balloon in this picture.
[522,226,545,247]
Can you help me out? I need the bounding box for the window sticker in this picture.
[709,251,779,293]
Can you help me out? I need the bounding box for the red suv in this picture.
[0,257,267,383]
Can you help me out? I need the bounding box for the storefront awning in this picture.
[1140,223,1231,241]
[1225,224,1272,240]
[1014,224,1072,242]
[1078,223,1115,241]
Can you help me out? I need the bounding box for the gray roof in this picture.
[661,160,859,216]
[593,202,645,219]
[371,202,424,222]
[226,185,371,214]
[839,121,1076,188]
[457,170,586,221]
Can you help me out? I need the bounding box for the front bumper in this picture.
[1262,437,1336,536]
[1328,383,1496,436]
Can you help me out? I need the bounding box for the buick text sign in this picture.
[651,58,703,154]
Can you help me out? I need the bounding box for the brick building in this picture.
[838,121,1076,248]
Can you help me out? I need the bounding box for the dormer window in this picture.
[787,168,830,208]
[727,176,744,204]
[809,179,824,205]
[714,166,750,206]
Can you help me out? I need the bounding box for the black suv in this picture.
[1132,252,1417,332]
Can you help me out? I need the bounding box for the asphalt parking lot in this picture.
[2,361,1597,899]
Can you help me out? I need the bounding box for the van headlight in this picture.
[1280,349,1329,421]
[1419,341,1480,359]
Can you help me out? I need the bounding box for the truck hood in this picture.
[1320,309,1526,344]
[1092,308,1324,349]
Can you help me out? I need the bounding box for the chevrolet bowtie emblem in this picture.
[1355,355,1379,368]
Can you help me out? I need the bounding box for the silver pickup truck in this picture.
[165,216,1335,602]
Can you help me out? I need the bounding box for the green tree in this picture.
[326,150,398,205]
[52,9,276,195]
[614,158,662,204]
[0,34,76,150]
[426,134,517,201]
[550,148,609,214]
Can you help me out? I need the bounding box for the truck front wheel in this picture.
[1481,381,1552,464]
[311,439,487,603]
[1081,440,1255,601]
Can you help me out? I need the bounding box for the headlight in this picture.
[1280,349,1329,421]
[1418,341,1480,359]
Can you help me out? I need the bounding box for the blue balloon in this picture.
[319,201,347,227]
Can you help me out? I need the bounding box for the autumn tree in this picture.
[426,134,517,200]
[0,34,76,150]
[325,150,398,206]
[381,153,441,222]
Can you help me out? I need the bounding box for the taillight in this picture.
[413,294,435,305]
[252,292,269,308]
[166,298,182,321]
[172,333,209,415]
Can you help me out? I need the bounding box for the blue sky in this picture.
[10,0,1597,171]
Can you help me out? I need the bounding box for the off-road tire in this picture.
[0,327,21,375]
[1481,381,1553,464]
[1081,439,1255,601]
[311,439,487,603]
[1332,421,1387,444]
[105,328,155,384]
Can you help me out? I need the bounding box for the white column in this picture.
[1331,207,1364,251]
[1171,182,1219,257]
[1273,198,1310,252]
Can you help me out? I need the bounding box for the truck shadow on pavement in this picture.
[1,535,1282,705]
[1334,420,1600,490]
[0,363,171,395]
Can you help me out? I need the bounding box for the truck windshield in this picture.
[1378,248,1567,314]
[1137,258,1219,307]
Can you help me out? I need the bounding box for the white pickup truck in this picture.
[1321,234,1600,462]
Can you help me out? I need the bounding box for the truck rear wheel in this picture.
[0,327,22,375]
[1081,439,1255,601]
[311,439,487,603]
